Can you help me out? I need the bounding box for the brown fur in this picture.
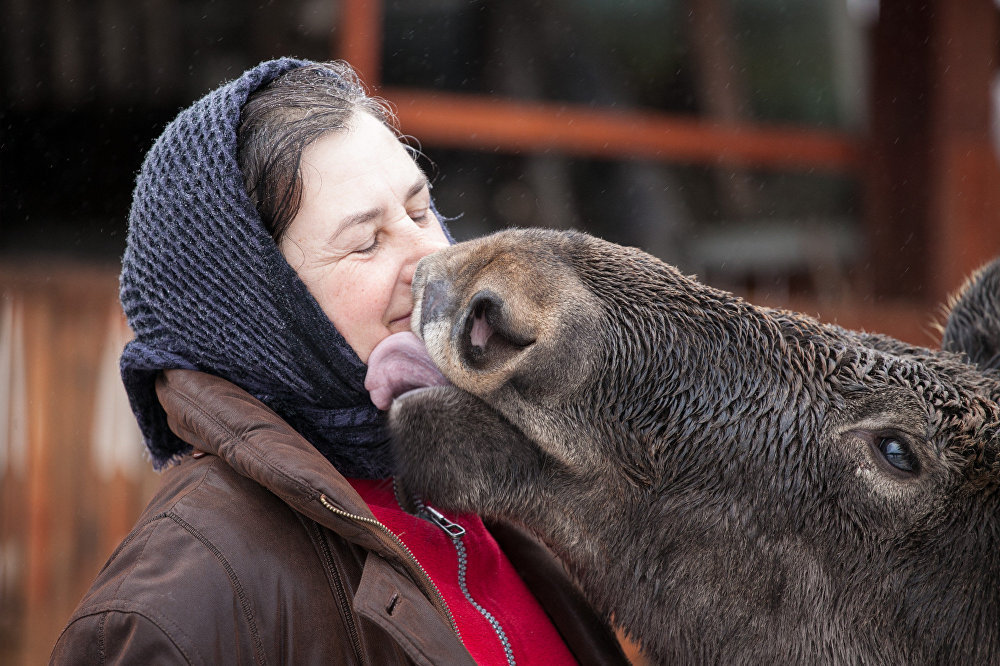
[390,229,1000,664]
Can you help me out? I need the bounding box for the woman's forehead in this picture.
[300,114,419,190]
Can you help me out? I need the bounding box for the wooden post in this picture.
[867,0,1000,303]
[866,1,934,299]
[336,0,384,88]
[687,0,758,219]
[925,0,1000,303]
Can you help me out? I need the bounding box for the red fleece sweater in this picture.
[349,478,578,665]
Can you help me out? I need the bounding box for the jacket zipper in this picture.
[300,516,366,664]
[414,499,518,666]
[318,494,462,641]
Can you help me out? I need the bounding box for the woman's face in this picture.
[279,113,449,363]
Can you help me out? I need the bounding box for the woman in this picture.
[50,59,628,664]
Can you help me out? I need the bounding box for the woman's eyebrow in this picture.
[332,208,383,239]
[406,174,429,200]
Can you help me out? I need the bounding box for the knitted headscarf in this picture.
[120,58,443,478]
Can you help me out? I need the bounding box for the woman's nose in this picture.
[402,230,449,284]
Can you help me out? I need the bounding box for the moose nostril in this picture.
[462,291,502,363]
[459,290,535,370]
[420,279,450,333]
[469,299,495,351]
[465,292,502,333]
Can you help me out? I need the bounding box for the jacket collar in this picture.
[155,368,394,555]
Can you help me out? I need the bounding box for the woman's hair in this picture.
[236,61,395,242]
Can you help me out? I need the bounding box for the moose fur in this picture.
[388,229,1000,664]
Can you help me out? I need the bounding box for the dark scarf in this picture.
[120,58,434,478]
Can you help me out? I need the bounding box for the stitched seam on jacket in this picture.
[96,611,107,664]
[108,514,161,602]
[52,511,199,659]
[98,461,215,596]
[63,605,200,665]
[99,461,215,572]
[167,512,268,666]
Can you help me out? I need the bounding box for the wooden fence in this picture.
[0,263,160,665]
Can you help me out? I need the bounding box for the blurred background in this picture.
[2,0,999,662]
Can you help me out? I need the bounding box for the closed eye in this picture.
[405,174,431,224]
[355,233,381,255]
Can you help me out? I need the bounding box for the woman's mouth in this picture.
[389,312,412,331]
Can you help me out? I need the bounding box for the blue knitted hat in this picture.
[120,57,436,478]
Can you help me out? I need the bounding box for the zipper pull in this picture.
[423,505,467,538]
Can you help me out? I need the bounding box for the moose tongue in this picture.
[365,331,450,411]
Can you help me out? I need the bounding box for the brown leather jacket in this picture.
[51,369,628,665]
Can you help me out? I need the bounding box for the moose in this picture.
[366,229,1000,664]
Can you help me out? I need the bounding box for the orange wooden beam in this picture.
[334,0,860,172]
[336,0,383,87]
[384,87,863,172]
[925,0,1000,303]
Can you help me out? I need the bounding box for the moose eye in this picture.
[877,436,919,474]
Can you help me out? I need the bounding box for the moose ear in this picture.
[941,258,1000,372]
